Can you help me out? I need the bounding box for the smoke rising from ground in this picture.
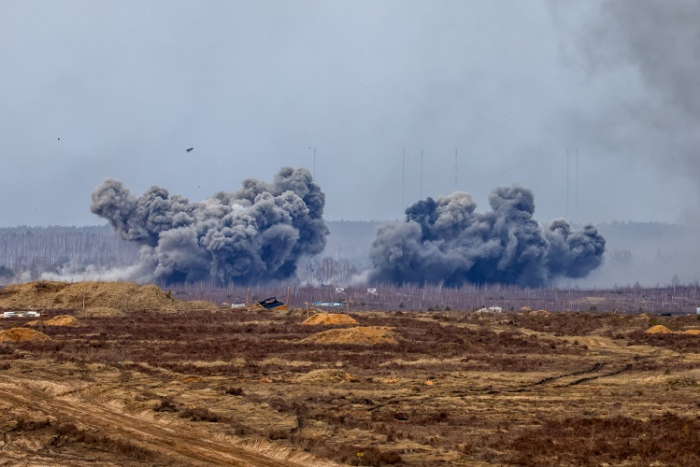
[546,1,700,286]
[368,186,605,287]
[90,167,328,285]
[552,0,700,208]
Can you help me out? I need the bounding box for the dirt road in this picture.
[0,374,322,466]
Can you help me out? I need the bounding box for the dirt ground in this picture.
[1,305,700,466]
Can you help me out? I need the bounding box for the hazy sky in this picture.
[1,0,697,226]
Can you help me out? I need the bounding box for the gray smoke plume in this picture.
[91,167,328,285]
[368,186,605,287]
[543,0,700,287]
[551,0,700,207]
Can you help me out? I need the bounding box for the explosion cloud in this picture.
[91,167,328,285]
[368,186,605,287]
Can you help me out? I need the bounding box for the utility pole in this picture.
[420,149,424,199]
[402,147,406,209]
[576,148,579,222]
[566,147,570,219]
[455,148,458,190]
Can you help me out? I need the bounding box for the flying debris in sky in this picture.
[91,167,328,285]
[368,186,606,287]
[186,147,193,153]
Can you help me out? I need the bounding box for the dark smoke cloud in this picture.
[91,167,328,285]
[552,0,700,205]
[545,0,700,286]
[368,186,605,287]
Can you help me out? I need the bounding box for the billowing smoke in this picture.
[544,1,700,286]
[551,0,700,206]
[368,186,605,287]
[90,167,328,285]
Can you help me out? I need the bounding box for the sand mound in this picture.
[296,369,358,384]
[76,307,127,318]
[0,327,51,342]
[303,326,398,345]
[302,313,358,325]
[682,329,700,336]
[0,281,217,313]
[519,306,533,312]
[38,315,81,327]
[646,325,673,334]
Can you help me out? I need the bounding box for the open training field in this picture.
[2,283,700,465]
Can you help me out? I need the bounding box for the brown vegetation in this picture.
[0,280,217,313]
[2,291,700,465]
[76,306,127,318]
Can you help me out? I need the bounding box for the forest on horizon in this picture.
[0,220,697,289]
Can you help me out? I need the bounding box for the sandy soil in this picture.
[2,301,700,465]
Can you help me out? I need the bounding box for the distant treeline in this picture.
[0,221,693,286]
[0,225,139,273]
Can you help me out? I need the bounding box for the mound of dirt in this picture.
[76,307,127,318]
[286,307,323,317]
[0,327,51,342]
[35,315,81,327]
[682,329,700,336]
[646,325,673,334]
[0,281,217,313]
[303,326,398,345]
[296,369,358,384]
[302,313,358,325]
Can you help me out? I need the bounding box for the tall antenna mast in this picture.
[455,148,458,190]
[566,147,570,219]
[420,149,424,199]
[402,147,406,210]
[575,148,579,222]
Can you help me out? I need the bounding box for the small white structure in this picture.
[367,288,377,296]
[476,306,503,314]
[2,311,41,318]
[335,287,345,294]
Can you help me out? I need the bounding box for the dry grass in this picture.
[2,300,700,465]
[0,280,217,313]
[77,306,127,318]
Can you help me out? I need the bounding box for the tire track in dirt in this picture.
[0,375,320,467]
[525,362,606,387]
[565,363,633,386]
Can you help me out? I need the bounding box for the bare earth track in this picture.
[0,374,310,466]
[2,285,700,465]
